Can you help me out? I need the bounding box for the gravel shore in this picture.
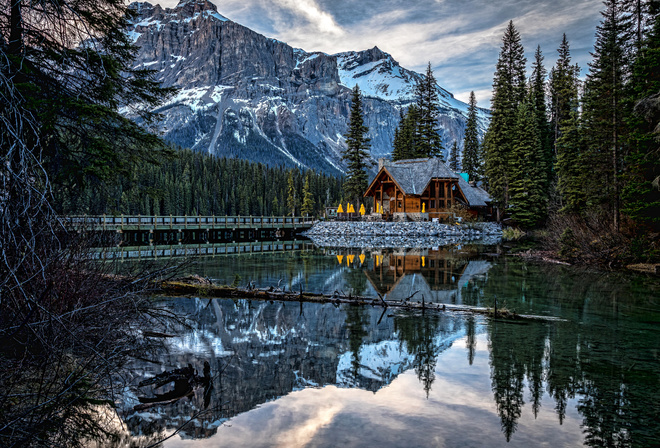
[303,221,502,248]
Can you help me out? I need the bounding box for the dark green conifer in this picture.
[621,0,660,226]
[555,104,585,212]
[449,141,460,171]
[581,0,633,230]
[342,85,373,204]
[462,91,482,182]
[530,45,553,199]
[401,105,421,159]
[414,63,444,159]
[509,96,546,228]
[483,21,527,218]
[301,174,315,216]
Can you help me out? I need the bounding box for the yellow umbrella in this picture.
[348,203,355,213]
[422,256,426,267]
[347,254,355,265]
[337,255,344,264]
[359,253,366,264]
[376,202,380,213]
[422,202,426,213]
[359,204,366,215]
[337,204,344,213]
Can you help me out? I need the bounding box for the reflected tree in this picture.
[488,320,527,442]
[546,323,580,424]
[395,313,442,397]
[465,316,477,366]
[345,305,369,380]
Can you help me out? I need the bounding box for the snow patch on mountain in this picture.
[336,51,417,102]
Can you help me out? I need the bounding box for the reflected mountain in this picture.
[116,297,467,441]
[108,246,660,447]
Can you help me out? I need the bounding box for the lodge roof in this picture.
[383,158,458,195]
[456,175,490,207]
[369,157,491,207]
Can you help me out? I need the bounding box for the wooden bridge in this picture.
[63,215,316,246]
[92,240,314,260]
[64,215,315,231]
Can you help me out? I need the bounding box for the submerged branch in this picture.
[158,280,565,322]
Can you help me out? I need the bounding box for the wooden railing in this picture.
[63,215,316,230]
[91,240,313,260]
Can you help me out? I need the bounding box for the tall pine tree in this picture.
[342,85,373,204]
[462,91,482,182]
[483,21,527,219]
[414,63,444,159]
[622,0,660,227]
[509,95,547,228]
[530,45,553,202]
[581,0,633,230]
[449,141,460,171]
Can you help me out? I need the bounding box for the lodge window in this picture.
[430,200,435,209]
[439,200,445,208]
[439,185,445,198]
[397,201,402,209]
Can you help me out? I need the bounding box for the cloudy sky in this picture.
[161,0,606,105]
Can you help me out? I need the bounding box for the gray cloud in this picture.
[155,0,604,104]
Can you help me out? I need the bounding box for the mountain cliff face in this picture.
[126,0,490,175]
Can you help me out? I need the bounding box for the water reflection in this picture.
[362,248,492,304]
[111,246,660,447]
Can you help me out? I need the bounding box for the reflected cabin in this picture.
[364,158,492,221]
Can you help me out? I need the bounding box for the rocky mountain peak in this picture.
[173,0,226,19]
[125,1,490,175]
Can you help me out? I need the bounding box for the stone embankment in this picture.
[303,221,502,248]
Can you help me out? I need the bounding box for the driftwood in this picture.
[157,280,565,322]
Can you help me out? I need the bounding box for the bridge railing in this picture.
[63,215,316,229]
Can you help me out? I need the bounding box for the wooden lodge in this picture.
[364,158,492,221]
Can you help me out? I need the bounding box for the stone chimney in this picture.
[378,158,387,170]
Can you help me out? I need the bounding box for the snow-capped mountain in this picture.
[125,0,490,174]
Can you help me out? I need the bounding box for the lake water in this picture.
[111,243,660,447]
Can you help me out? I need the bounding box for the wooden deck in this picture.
[64,215,315,231]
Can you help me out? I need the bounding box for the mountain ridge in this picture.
[125,0,490,175]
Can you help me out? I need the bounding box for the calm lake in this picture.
[110,242,660,447]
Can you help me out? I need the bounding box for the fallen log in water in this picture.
[157,280,566,322]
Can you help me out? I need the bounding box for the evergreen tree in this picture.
[622,0,660,227]
[301,173,315,216]
[286,170,297,216]
[462,91,482,182]
[449,141,460,171]
[556,104,585,211]
[509,96,547,228]
[414,63,444,159]
[402,105,421,159]
[483,21,527,219]
[581,0,633,230]
[342,85,373,204]
[549,34,580,156]
[2,0,174,191]
[549,35,583,211]
[392,109,407,161]
[530,45,553,200]
[391,125,403,161]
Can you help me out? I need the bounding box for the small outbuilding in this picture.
[363,157,492,221]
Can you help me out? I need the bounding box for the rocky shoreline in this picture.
[303,221,502,248]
